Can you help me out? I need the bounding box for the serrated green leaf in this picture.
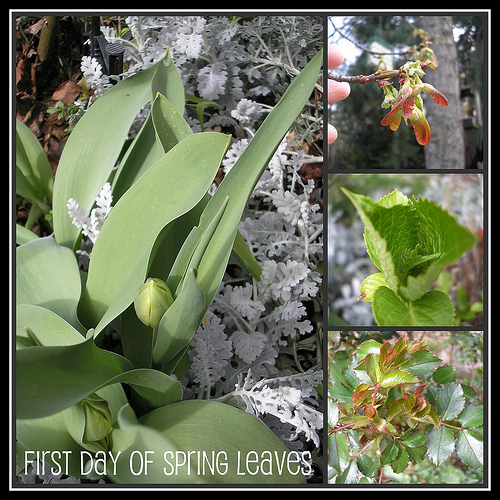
[406,445,426,464]
[426,426,455,466]
[373,287,455,326]
[356,339,382,361]
[359,272,386,302]
[399,349,441,375]
[336,459,358,484]
[386,398,406,422]
[390,444,409,474]
[364,352,382,384]
[401,429,427,448]
[380,440,399,465]
[433,365,457,384]
[328,431,349,474]
[436,382,465,421]
[380,370,419,388]
[455,429,483,470]
[343,188,476,326]
[458,405,483,429]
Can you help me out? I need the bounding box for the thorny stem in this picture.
[328,61,431,85]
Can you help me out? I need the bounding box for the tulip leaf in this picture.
[108,400,306,484]
[16,236,83,331]
[77,132,231,335]
[52,50,182,250]
[153,268,206,365]
[170,50,323,307]
[16,119,53,213]
[17,334,182,420]
[16,336,132,419]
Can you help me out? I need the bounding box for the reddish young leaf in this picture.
[409,108,431,146]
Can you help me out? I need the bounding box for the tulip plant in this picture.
[16,49,323,484]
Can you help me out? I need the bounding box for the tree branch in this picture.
[327,61,431,85]
[328,69,399,85]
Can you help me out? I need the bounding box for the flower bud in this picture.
[81,398,113,444]
[134,277,174,328]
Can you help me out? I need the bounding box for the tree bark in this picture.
[420,16,465,169]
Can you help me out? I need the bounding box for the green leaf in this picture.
[77,132,231,335]
[401,429,427,448]
[16,236,83,331]
[16,223,38,245]
[458,404,483,429]
[16,337,132,419]
[109,401,307,484]
[380,441,399,465]
[358,272,387,302]
[399,349,441,375]
[16,304,84,348]
[151,92,193,153]
[328,431,349,474]
[435,382,465,421]
[17,335,182,419]
[380,370,419,388]
[342,188,476,326]
[153,268,206,365]
[363,353,382,384]
[426,426,455,466]
[16,119,53,209]
[433,365,457,384]
[373,287,455,326]
[406,446,426,464]
[356,339,382,361]
[390,444,409,474]
[455,429,483,470]
[386,398,406,422]
[336,459,358,484]
[53,54,177,250]
[176,50,323,307]
[17,410,87,478]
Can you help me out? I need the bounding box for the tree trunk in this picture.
[420,16,465,169]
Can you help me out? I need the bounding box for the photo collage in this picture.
[12,11,489,490]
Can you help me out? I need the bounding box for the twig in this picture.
[328,69,399,85]
[328,61,431,85]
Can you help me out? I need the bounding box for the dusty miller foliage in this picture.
[76,16,324,453]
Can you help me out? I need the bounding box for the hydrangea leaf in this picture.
[342,187,476,326]
[373,287,455,326]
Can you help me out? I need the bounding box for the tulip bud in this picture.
[81,398,113,444]
[134,277,174,328]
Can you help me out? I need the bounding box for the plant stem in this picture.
[327,61,431,85]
